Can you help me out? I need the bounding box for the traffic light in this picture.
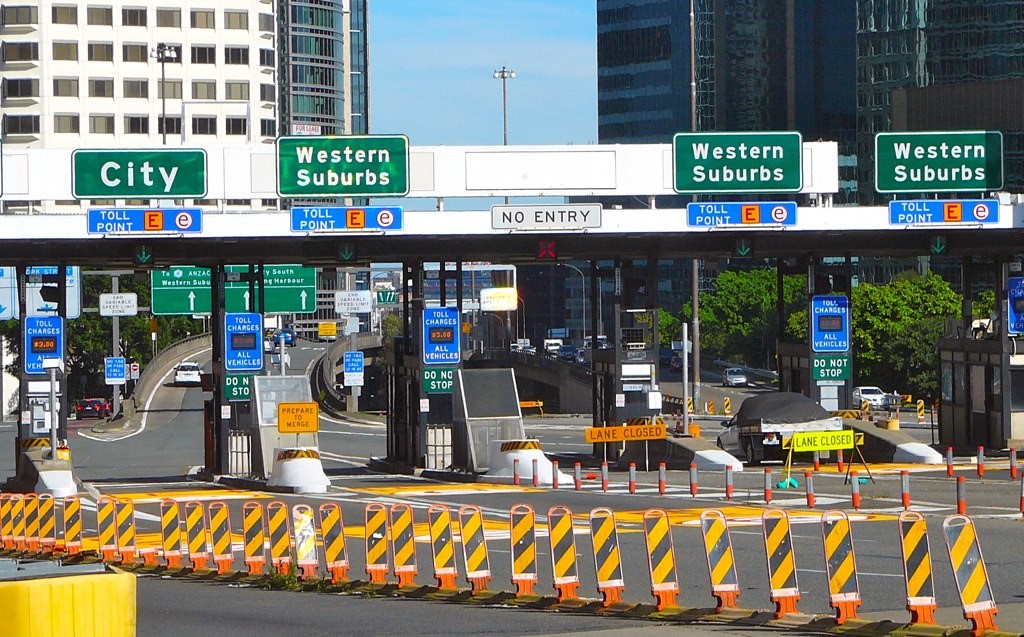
[134,244,154,267]
[536,239,557,260]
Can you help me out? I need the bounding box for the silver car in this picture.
[722,368,748,387]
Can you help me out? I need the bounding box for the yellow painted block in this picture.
[0,568,136,637]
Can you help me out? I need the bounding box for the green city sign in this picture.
[277,135,410,198]
[673,131,802,194]
[72,149,207,198]
[422,366,455,394]
[222,373,254,402]
[151,264,316,315]
[874,131,1003,193]
[812,354,851,381]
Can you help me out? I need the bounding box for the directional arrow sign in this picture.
[930,236,947,255]
[734,239,752,257]
[151,264,316,315]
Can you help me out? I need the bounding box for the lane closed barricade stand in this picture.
[24,494,39,553]
[700,510,740,612]
[160,499,184,569]
[114,499,138,565]
[509,503,538,597]
[96,496,118,562]
[642,509,679,611]
[292,504,319,581]
[36,494,56,554]
[241,501,266,576]
[9,495,26,552]
[942,515,999,636]
[427,504,458,590]
[762,509,801,618]
[898,511,937,625]
[318,502,349,585]
[209,501,236,575]
[547,506,581,604]
[0,494,13,550]
[266,501,292,576]
[61,495,83,556]
[820,511,862,624]
[589,507,627,608]
[389,503,418,588]
[458,505,491,594]
[184,501,211,571]
[364,502,389,585]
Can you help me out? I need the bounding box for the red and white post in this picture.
[689,463,698,498]
[764,468,773,504]
[552,460,559,490]
[513,459,520,486]
[1010,448,1018,481]
[956,476,967,514]
[900,470,911,510]
[947,446,954,478]
[805,471,815,509]
[977,446,985,479]
[532,458,540,487]
[628,463,637,495]
[725,466,734,501]
[601,461,609,493]
[574,462,582,491]
[850,471,862,510]
[658,462,666,496]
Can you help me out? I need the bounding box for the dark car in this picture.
[76,398,109,420]
[273,328,297,347]
[558,344,577,361]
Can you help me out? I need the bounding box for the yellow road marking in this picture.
[98,489,272,504]
[352,484,542,496]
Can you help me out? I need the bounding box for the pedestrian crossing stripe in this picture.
[351,484,543,496]
[96,489,273,504]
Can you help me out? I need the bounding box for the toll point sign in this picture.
[277,135,410,197]
[673,131,802,193]
[874,131,1003,193]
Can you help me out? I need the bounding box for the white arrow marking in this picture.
[188,290,196,312]
[300,290,307,310]
[243,290,250,310]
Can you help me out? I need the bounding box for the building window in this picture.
[88,78,114,98]
[224,10,248,30]
[191,45,215,64]
[260,83,275,102]
[158,79,182,99]
[123,79,147,98]
[53,77,78,97]
[192,80,215,100]
[88,42,114,61]
[226,199,249,206]
[4,78,38,98]
[124,115,148,134]
[259,48,274,67]
[261,119,276,137]
[121,7,146,26]
[52,5,77,24]
[3,42,39,61]
[156,8,179,27]
[87,6,112,25]
[259,13,274,31]
[89,115,115,134]
[190,9,214,28]
[224,46,249,65]
[226,117,248,136]
[192,116,217,135]
[2,6,37,25]
[122,43,147,62]
[225,81,249,100]
[4,115,40,135]
[54,114,79,133]
[52,41,78,60]
[158,116,181,136]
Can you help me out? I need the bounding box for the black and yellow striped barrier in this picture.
[762,509,800,618]
[700,510,739,611]
[942,514,999,635]
[96,496,117,562]
[61,495,82,556]
[37,493,55,554]
[589,507,625,607]
[10,495,26,551]
[723,397,731,415]
[0,494,13,550]
[160,499,184,569]
[458,505,490,593]
[898,511,937,625]
[498,440,541,452]
[241,501,266,576]
[18,437,51,450]
[115,499,137,564]
[318,502,349,584]
[643,509,678,611]
[389,503,418,588]
[209,501,234,575]
[364,502,389,585]
[509,503,537,597]
[916,399,926,423]
[547,505,580,602]
[184,500,210,571]
[23,494,40,553]
[427,504,458,590]
[266,501,291,576]
[275,448,321,460]
[292,504,318,580]
[821,510,861,624]
[831,410,863,419]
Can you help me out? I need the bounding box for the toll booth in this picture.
[451,368,525,472]
[612,308,661,422]
[246,375,318,479]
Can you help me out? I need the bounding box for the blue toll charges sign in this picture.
[87,208,203,234]
[224,312,264,372]
[291,206,403,232]
[422,307,461,366]
[343,351,365,373]
[811,295,850,353]
[105,357,126,385]
[687,202,797,228]
[24,316,63,375]
[1008,277,1024,335]
[888,200,998,225]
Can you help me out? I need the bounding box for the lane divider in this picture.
[62,495,83,556]
[700,509,739,612]
[293,504,318,580]
[115,498,138,564]
[547,505,580,603]
[160,499,184,569]
[589,507,626,608]
[364,502,389,585]
[37,493,56,554]
[267,501,291,576]
[898,511,936,625]
[820,510,861,624]
[509,503,537,597]
[184,500,210,571]
[427,504,458,590]
[389,503,418,588]
[762,509,800,618]
[459,505,491,593]
[242,501,266,576]
[209,501,235,575]
[642,509,678,611]
[24,493,39,553]
[943,514,999,636]
[318,502,349,584]
[96,495,117,562]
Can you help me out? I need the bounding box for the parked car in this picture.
[852,386,897,411]
[75,398,109,420]
[717,392,840,463]
[173,361,203,387]
[722,368,749,387]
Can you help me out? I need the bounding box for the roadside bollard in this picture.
[1010,449,1018,481]
[513,459,520,486]
[658,462,666,496]
[1019,474,1024,518]
[689,463,698,497]
[552,460,559,490]
[956,476,967,514]
[532,459,540,488]
[601,461,609,493]
[764,468,773,504]
[574,462,582,491]
[628,463,637,494]
[837,449,845,474]
[805,471,815,509]
[977,446,985,479]
[901,470,911,510]
[812,451,820,472]
[850,471,861,510]
[725,466,734,501]
[947,446,954,478]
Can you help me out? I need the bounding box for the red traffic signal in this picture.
[537,239,558,260]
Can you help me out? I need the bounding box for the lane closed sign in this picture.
[584,423,666,444]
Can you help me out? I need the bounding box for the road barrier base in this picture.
[907,602,937,625]
[832,599,862,625]
[712,589,739,612]
[965,609,998,637]
[771,594,800,619]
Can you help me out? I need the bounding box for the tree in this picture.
[657,309,680,348]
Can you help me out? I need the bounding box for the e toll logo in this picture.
[741,205,760,224]
[145,210,163,230]
[943,202,962,222]
[346,208,365,228]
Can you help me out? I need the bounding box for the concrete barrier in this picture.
[482,440,570,486]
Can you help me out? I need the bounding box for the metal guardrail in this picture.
[124,333,212,423]
[713,359,779,382]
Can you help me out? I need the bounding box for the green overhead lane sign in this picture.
[673,131,803,194]
[72,149,207,198]
[276,135,410,198]
[874,131,1003,193]
[151,264,317,315]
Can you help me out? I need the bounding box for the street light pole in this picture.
[152,43,177,145]
[560,263,587,343]
[493,66,515,204]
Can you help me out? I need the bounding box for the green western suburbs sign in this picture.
[874,131,1003,193]
[673,131,802,193]
[72,149,207,198]
[277,135,410,197]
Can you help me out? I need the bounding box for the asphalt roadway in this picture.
[2,345,1023,635]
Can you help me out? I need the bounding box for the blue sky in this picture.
[367,1,598,147]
